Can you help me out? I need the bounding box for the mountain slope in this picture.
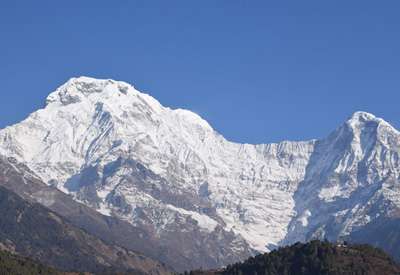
[1,76,400,270]
[192,240,400,275]
[283,111,400,245]
[0,155,241,272]
[0,182,170,274]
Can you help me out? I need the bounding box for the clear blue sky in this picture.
[1,1,399,143]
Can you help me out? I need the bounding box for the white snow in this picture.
[98,203,112,216]
[167,204,218,232]
[1,77,400,253]
[299,210,311,227]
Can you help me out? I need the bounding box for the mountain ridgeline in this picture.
[0,76,400,271]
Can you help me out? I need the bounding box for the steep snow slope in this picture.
[283,111,400,245]
[0,77,399,266]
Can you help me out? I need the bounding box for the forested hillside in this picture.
[188,240,400,275]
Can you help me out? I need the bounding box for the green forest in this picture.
[187,240,400,275]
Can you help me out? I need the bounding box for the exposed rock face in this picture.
[1,76,400,270]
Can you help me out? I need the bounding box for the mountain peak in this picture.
[70,75,108,83]
[349,111,377,121]
[44,76,212,132]
[65,76,134,89]
[45,76,136,106]
[345,111,397,135]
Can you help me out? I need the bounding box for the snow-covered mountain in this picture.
[0,76,399,269]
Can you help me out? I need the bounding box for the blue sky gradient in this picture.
[1,1,399,143]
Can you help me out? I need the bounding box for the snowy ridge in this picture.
[0,76,400,257]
